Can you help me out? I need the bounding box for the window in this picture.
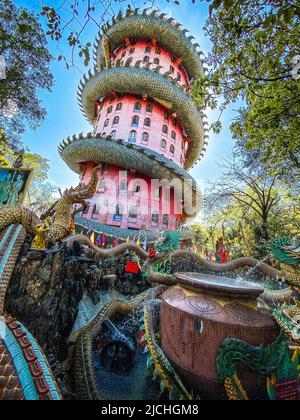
[129,47,135,54]
[102,132,107,137]
[131,116,139,127]
[155,48,161,55]
[115,204,123,215]
[116,102,122,111]
[129,206,138,217]
[171,56,177,63]
[142,132,149,143]
[143,55,150,63]
[180,155,184,164]
[152,213,159,224]
[164,112,169,121]
[110,130,116,138]
[171,130,176,140]
[133,102,141,112]
[170,145,175,155]
[92,204,98,217]
[121,51,126,58]
[107,106,113,115]
[173,119,177,127]
[170,65,175,74]
[145,46,151,54]
[144,118,151,127]
[104,119,109,127]
[153,58,160,65]
[113,116,120,125]
[162,125,168,135]
[119,181,127,192]
[161,139,167,150]
[177,72,182,81]
[128,130,137,142]
[163,214,169,225]
[133,183,141,193]
[146,104,153,113]
[125,57,133,66]
[98,178,106,192]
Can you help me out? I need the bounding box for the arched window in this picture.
[164,112,169,120]
[169,65,175,74]
[133,183,141,193]
[155,48,161,55]
[153,57,160,65]
[92,204,97,216]
[102,132,107,137]
[171,130,176,140]
[143,55,150,63]
[145,46,151,54]
[107,106,113,115]
[110,130,116,138]
[144,118,151,127]
[152,213,159,224]
[170,145,175,155]
[129,47,135,54]
[98,178,106,192]
[115,204,123,215]
[162,125,168,135]
[129,206,138,222]
[125,57,133,66]
[180,155,184,164]
[116,102,122,111]
[142,132,149,143]
[163,214,169,226]
[160,139,167,150]
[113,116,120,125]
[104,119,109,127]
[146,104,153,113]
[120,180,127,192]
[131,116,139,127]
[133,102,141,112]
[128,130,137,143]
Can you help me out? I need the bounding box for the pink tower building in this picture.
[59,8,207,242]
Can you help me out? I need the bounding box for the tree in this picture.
[0,0,53,149]
[191,0,300,176]
[209,160,281,243]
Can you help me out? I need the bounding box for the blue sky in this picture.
[16,0,238,190]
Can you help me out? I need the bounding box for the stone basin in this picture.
[174,272,264,300]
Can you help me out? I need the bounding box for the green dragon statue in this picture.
[217,333,300,400]
[0,165,101,249]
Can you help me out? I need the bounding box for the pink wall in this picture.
[81,162,180,231]
[94,94,189,168]
[112,40,190,91]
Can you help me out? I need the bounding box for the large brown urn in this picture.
[159,273,279,400]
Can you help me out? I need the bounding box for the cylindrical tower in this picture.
[58,8,207,241]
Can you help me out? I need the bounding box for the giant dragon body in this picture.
[0,175,299,400]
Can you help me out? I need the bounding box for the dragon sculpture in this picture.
[0,180,299,400]
[0,164,102,250]
[265,238,300,344]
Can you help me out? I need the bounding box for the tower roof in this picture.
[93,8,204,81]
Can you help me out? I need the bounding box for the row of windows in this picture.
[122,46,162,56]
[103,115,177,139]
[105,101,153,116]
[99,101,179,125]
[101,130,180,157]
